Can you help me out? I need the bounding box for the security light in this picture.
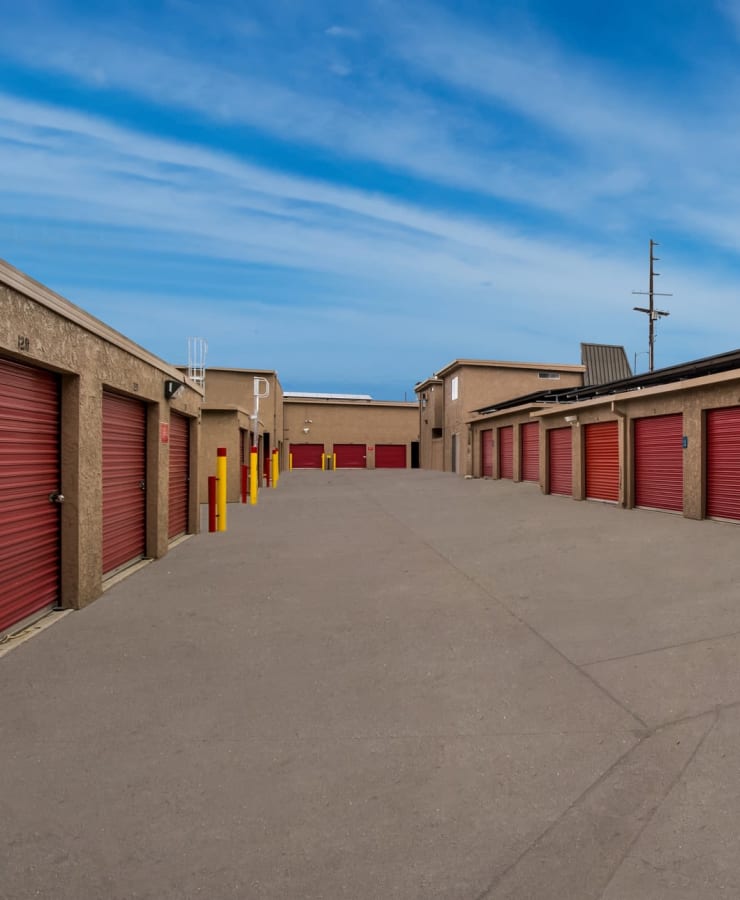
[164,380,184,401]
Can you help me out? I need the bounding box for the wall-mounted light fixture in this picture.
[164,380,185,401]
[564,415,579,425]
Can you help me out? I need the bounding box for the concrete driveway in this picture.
[2,470,740,899]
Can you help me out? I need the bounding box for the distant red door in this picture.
[334,444,366,468]
[291,444,324,468]
[499,426,513,479]
[481,430,493,477]
[102,391,147,575]
[375,444,406,468]
[706,407,740,520]
[548,427,572,496]
[585,421,619,502]
[0,357,60,633]
[168,412,189,539]
[520,422,539,482]
[634,414,683,512]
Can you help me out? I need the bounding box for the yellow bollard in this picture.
[249,445,258,505]
[216,447,227,531]
[321,453,326,471]
[272,449,279,488]
[333,453,337,470]
[249,445,259,504]
[289,452,293,472]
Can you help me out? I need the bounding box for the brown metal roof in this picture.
[580,343,632,386]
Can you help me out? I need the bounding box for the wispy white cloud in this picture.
[0,11,658,221]
[325,25,360,39]
[3,89,738,383]
[2,1,740,387]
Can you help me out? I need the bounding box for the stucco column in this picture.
[571,423,585,500]
[69,370,104,607]
[683,406,703,520]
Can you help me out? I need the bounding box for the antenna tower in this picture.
[632,239,672,372]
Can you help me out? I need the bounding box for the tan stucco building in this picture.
[1,259,202,635]
[284,394,418,469]
[416,359,584,474]
[191,368,284,503]
[469,349,740,524]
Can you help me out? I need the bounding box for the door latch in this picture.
[139,481,146,491]
[49,491,65,504]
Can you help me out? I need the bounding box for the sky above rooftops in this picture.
[2,0,740,398]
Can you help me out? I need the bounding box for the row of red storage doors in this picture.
[291,444,407,469]
[547,419,676,505]
[547,417,682,507]
[484,412,740,517]
[549,412,740,516]
[0,357,190,634]
[547,422,622,500]
[480,423,539,482]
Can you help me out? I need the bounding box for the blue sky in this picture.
[3,0,740,397]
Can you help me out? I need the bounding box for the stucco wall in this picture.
[284,399,418,468]
[471,409,541,480]
[535,373,740,520]
[1,264,202,612]
[444,365,583,474]
[416,380,443,470]
[194,369,284,502]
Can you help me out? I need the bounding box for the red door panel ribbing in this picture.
[707,407,740,520]
[499,426,513,479]
[520,422,539,482]
[481,429,493,477]
[585,421,619,502]
[375,444,406,468]
[102,391,147,575]
[291,444,324,468]
[548,427,572,496]
[0,357,60,632]
[634,414,683,512]
[334,444,366,468]
[168,412,189,539]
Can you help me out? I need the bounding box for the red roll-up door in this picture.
[520,422,539,483]
[102,391,146,576]
[0,357,60,633]
[335,444,366,468]
[548,427,572,496]
[481,429,493,477]
[375,444,406,468]
[291,444,324,468]
[706,407,740,520]
[634,414,683,512]
[585,421,619,502]
[168,412,189,539]
[499,426,513,479]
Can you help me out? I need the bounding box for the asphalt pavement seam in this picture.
[362,486,650,734]
[596,710,719,899]
[579,624,740,668]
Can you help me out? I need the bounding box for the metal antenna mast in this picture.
[632,239,672,372]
